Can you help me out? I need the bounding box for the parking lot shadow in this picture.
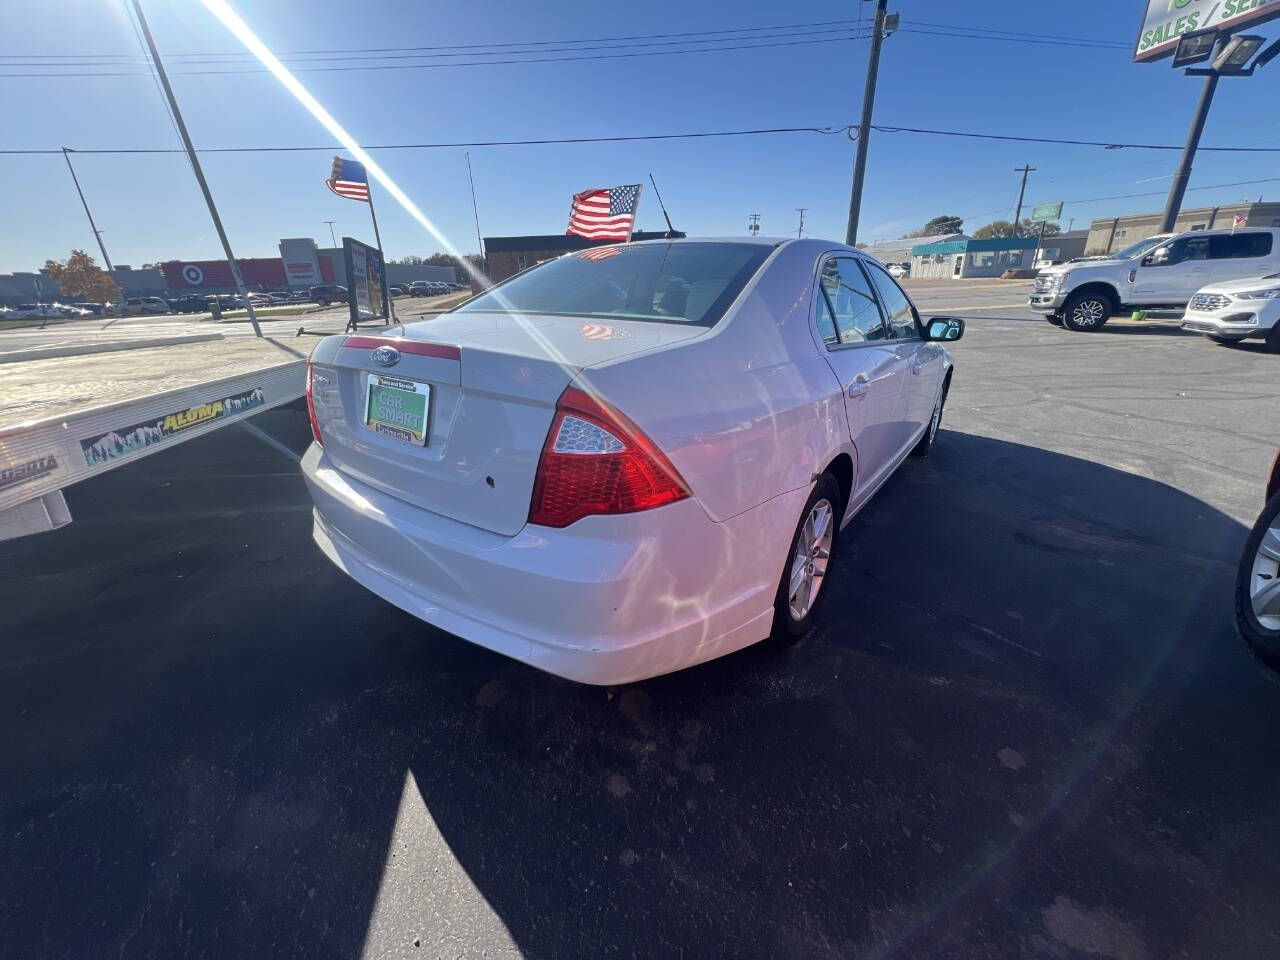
[3,407,1279,958]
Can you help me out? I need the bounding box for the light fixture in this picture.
[1172,28,1217,67]
[1212,34,1265,73]
[1253,37,1280,69]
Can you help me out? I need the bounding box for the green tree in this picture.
[911,215,964,237]
[43,249,117,302]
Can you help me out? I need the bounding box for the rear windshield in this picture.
[455,241,774,327]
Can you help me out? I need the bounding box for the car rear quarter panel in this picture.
[580,241,849,524]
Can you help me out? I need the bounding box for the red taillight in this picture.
[529,385,689,528]
[305,355,323,446]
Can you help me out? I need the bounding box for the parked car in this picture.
[301,237,963,684]
[1180,272,1280,350]
[1030,228,1280,331]
[7,303,64,320]
[125,296,170,315]
[309,284,348,306]
[389,284,409,297]
[408,281,433,297]
[169,294,210,313]
[289,290,311,303]
[887,262,910,278]
[1237,449,1280,669]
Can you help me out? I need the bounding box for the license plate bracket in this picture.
[364,373,430,446]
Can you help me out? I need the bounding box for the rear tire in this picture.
[1062,291,1112,332]
[771,473,840,641]
[1236,492,1280,671]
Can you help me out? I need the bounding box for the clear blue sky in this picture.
[2,0,1278,272]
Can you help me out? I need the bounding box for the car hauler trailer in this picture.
[0,335,310,542]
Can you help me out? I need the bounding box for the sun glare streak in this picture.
[198,0,696,497]
[199,0,632,402]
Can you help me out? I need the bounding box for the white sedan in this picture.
[302,238,963,684]
[1181,273,1280,350]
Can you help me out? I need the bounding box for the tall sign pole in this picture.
[127,0,262,337]
[465,151,485,283]
[845,0,889,246]
[1160,74,1219,232]
[1012,164,1035,236]
[61,147,126,316]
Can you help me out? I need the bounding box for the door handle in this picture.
[847,373,870,399]
[911,362,922,375]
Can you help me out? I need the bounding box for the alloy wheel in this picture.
[1250,518,1280,631]
[788,498,834,620]
[1072,299,1105,327]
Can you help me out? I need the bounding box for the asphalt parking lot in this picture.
[3,290,1280,959]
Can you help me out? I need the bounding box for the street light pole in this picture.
[795,208,808,238]
[127,0,262,337]
[1160,73,1219,233]
[845,0,889,246]
[61,147,126,315]
[323,220,337,247]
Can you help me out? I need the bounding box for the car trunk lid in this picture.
[309,313,705,536]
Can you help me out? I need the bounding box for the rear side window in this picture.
[862,260,920,340]
[818,257,886,344]
[1209,232,1273,259]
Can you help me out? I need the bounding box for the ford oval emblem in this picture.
[371,345,400,367]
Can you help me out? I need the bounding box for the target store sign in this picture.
[181,264,204,285]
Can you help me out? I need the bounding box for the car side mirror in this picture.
[925,317,964,342]
[1140,254,1155,266]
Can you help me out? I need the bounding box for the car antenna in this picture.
[648,173,676,238]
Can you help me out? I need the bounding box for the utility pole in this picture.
[323,220,337,247]
[1160,74,1218,232]
[127,0,261,337]
[61,147,126,315]
[845,0,891,246]
[1012,164,1035,236]
[748,213,760,236]
[795,208,808,238]
[465,152,485,279]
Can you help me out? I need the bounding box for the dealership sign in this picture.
[1135,0,1280,62]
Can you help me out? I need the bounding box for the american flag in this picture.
[567,184,641,241]
[327,156,369,202]
[1233,213,1247,228]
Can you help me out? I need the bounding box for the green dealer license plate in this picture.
[364,373,430,446]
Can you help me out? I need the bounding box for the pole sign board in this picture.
[342,236,388,327]
[1031,202,1063,221]
[1134,0,1280,62]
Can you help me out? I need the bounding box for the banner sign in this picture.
[1031,202,1063,221]
[1134,0,1280,62]
[81,387,266,466]
[342,236,389,327]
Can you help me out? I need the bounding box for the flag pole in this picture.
[365,182,394,325]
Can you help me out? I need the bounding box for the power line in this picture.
[1,125,850,155]
[10,122,1280,156]
[0,18,869,60]
[0,33,872,77]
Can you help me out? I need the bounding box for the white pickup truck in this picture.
[1029,227,1280,332]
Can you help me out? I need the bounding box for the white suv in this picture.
[1181,273,1280,350]
[1029,228,1280,332]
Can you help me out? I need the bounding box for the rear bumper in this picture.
[302,445,801,684]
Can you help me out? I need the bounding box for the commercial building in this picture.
[863,233,965,269]
[1085,201,1280,256]
[909,236,1037,279]
[1033,229,1089,266]
[481,231,686,286]
[0,236,455,305]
